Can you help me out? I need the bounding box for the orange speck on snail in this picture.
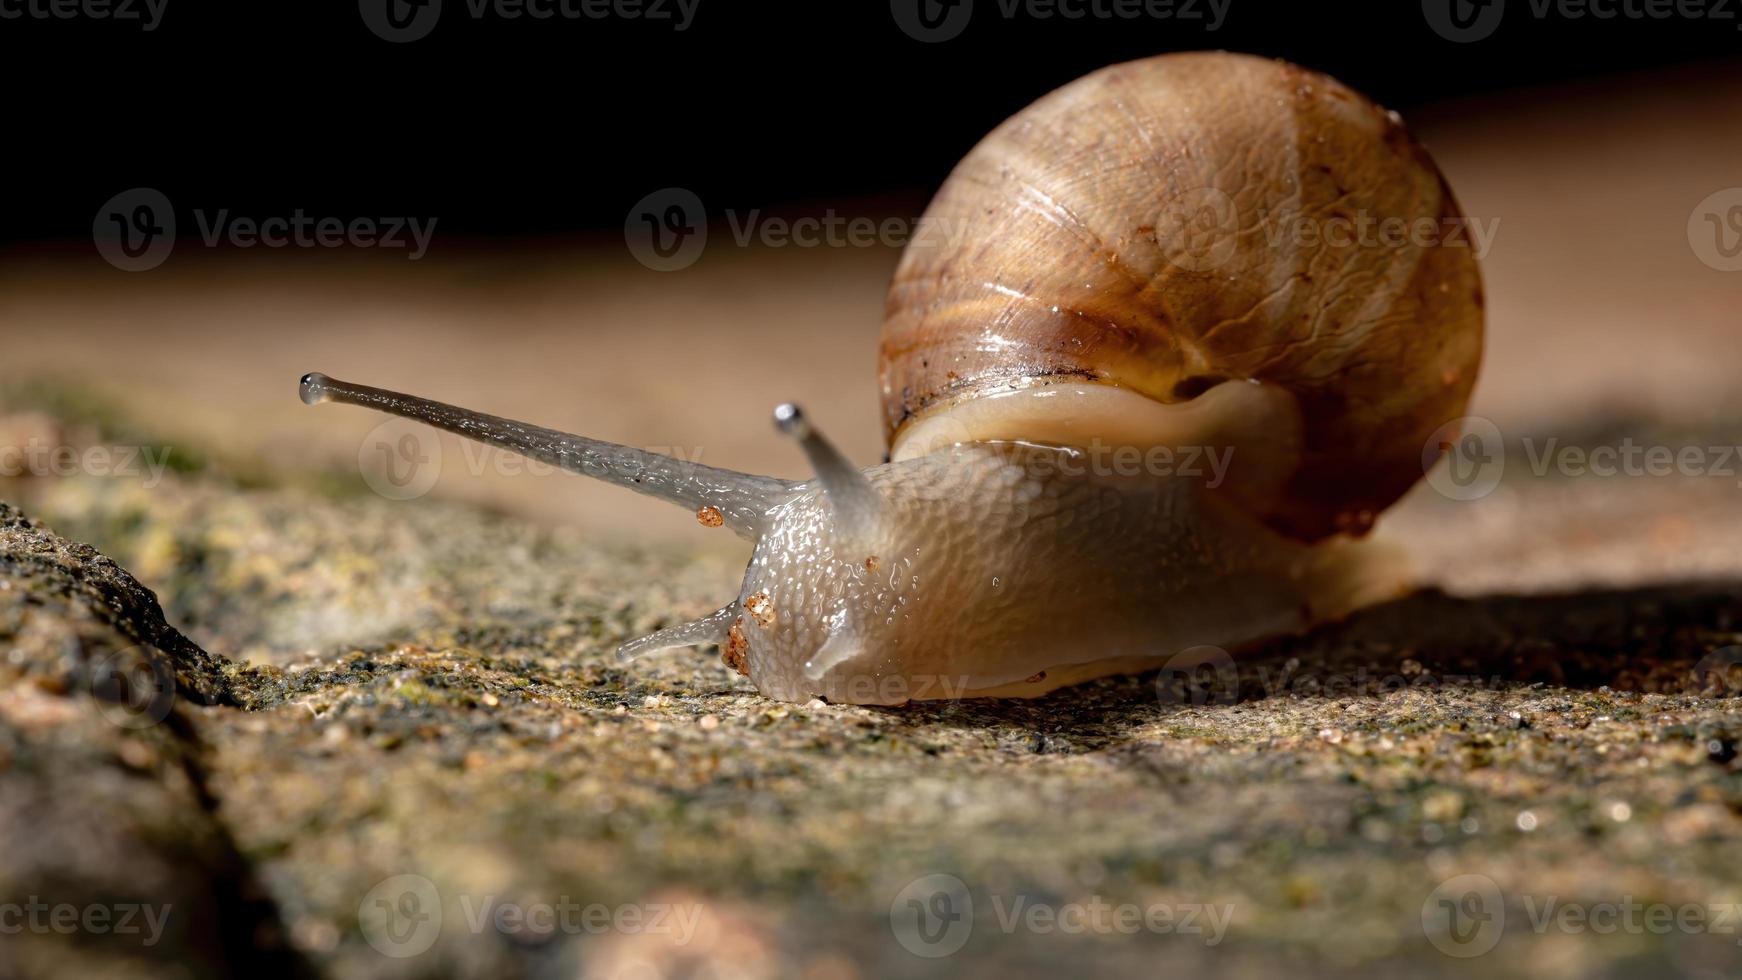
[745,591,776,628]
[696,506,724,528]
[865,555,880,573]
[723,617,750,677]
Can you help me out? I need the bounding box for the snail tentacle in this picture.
[773,402,881,544]
[801,617,861,681]
[615,603,741,663]
[298,372,793,538]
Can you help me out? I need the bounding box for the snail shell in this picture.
[881,51,1483,541]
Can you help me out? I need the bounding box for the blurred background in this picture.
[2,1,1741,564]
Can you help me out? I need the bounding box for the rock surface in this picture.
[3,398,1742,980]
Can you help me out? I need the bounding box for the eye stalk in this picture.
[773,403,880,682]
[773,403,881,544]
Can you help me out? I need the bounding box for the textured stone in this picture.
[3,401,1742,978]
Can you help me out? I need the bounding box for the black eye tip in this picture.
[298,372,332,406]
[773,403,808,435]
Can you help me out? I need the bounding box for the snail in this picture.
[299,51,1482,705]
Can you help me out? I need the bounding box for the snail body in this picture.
[300,52,1482,705]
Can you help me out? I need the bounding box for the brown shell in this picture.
[879,52,1484,541]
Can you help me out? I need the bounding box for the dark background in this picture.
[2,0,1736,244]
